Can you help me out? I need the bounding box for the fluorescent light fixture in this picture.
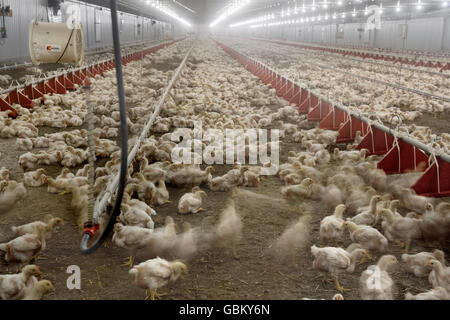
[396,0,401,11]
[210,0,251,27]
[146,0,191,26]
[337,0,343,5]
[443,0,448,6]
[230,12,274,28]
[416,0,422,9]
[352,8,356,16]
[172,0,196,13]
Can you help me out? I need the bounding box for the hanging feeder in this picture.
[29,19,85,66]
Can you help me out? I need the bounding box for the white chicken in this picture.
[420,203,448,242]
[0,265,42,300]
[281,178,314,201]
[143,216,178,258]
[311,243,368,293]
[426,259,450,292]
[402,249,445,277]
[379,209,422,253]
[214,199,242,259]
[112,223,154,267]
[0,233,46,263]
[11,217,64,239]
[0,182,27,213]
[405,287,449,300]
[344,221,388,255]
[129,257,187,300]
[271,215,311,267]
[152,178,170,206]
[319,204,346,246]
[119,204,155,229]
[170,166,214,188]
[0,167,11,180]
[359,255,398,300]
[21,279,54,300]
[123,192,157,217]
[178,187,207,214]
[349,195,382,226]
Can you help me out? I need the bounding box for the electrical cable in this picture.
[55,27,75,64]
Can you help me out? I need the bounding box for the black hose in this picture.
[80,0,128,254]
[55,28,75,64]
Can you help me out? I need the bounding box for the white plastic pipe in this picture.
[93,43,194,222]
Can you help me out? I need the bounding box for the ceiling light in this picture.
[210,0,251,27]
[146,0,191,26]
[172,0,196,14]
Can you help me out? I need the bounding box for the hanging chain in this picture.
[83,79,97,224]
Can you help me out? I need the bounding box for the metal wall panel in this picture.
[0,0,43,63]
[405,17,444,52]
[0,0,177,64]
[233,16,449,53]
[443,16,450,51]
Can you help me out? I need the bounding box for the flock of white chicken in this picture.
[227,39,450,155]
[0,37,449,300]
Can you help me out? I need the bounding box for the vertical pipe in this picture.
[110,0,128,224]
[81,0,128,254]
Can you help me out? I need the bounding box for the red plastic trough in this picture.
[336,115,370,143]
[214,39,450,198]
[1,39,183,118]
[320,106,350,131]
[412,156,450,198]
[255,38,447,71]
[377,138,429,174]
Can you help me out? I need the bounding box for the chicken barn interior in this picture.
[0,0,449,302]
